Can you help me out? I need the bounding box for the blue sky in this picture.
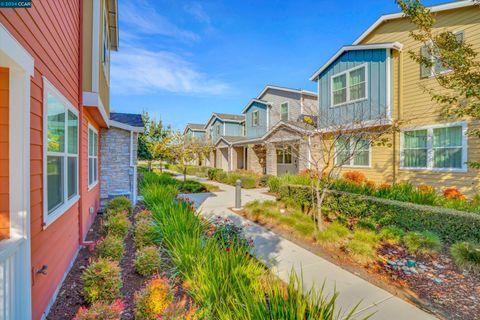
[110,0,443,130]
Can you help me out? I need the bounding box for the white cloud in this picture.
[121,1,199,42]
[183,3,211,24]
[111,47,228,95]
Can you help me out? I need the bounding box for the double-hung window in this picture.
[88,126,99,188]
[276,147,292,164]
[44,78,79,225]
[331,65,367,107]
[280,102,289,121]
[252,110,259,127]
[335,137,370,167]
[401,123,466,171]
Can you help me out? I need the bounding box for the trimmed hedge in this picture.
[279,184,480,243]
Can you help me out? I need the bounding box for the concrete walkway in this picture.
[172,172,436,319]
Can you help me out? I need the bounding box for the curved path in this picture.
[171,171,437,320]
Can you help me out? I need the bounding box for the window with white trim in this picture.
[331,65,367,106]
[88,126,99,187]
[102,7,110,81]
[421,32,464,78]
[280,102,289,121]
[335,137,370,167]
[401,124,466,170]
[44,79,79,224]
[252,110,259,127]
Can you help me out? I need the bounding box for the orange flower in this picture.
[342,171,366,185]
[365,180,376,189]
[443,187,466,201]
[418,185,435,194]
[379,183,391,190]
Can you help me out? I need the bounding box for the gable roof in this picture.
[205,113,245,128]
[309,42,403,81]
[241,99,270,114]
[353,0,476,45]
[257,85,317,100]
[183,123,206,134]
[215,135,248,147]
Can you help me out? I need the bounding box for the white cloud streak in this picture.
[121,1,199,41]
[183,3,211,24]
[111,47,228,95]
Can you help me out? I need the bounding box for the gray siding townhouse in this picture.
[231,85,318,175]
[204,113,246,171]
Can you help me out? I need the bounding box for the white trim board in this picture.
[109,119,144,132]
[1,20,34,320]
[83,91,109,126]
[310,42,403,81]
[352,0,476,45]
[241,98,270,114]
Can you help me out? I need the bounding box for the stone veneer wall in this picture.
[246,145,265,174]
[100,127,138,205]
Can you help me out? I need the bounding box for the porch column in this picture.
[266,143,277,176]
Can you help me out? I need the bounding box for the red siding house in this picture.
[0,1,142,319]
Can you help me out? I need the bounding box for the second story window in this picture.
[252,110,259,127]
[280,102,289,121]
[102,8,110,81]
[331,65,367,107]
[421,32,464,78]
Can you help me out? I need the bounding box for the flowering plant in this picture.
[342,171,366,185]
[74,299,124,320]
[443,187,466,201]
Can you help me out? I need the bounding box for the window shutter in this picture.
[420,45,431,78]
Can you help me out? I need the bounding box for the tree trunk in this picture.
[315,180,328,231]
[148,160,152,172]
[183,168,187,182]
[159,160,163,173]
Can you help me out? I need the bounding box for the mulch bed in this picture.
[47,206,146,319]
[235,208,480,320]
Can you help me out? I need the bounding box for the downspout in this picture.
[393,49,403,185]
[78,0,95,248]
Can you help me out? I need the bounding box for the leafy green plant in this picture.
[176,180,208,193]
[266,176,281,193]
[404,231,442,255]
[102,213,130,239]
[96,235,124,261]
[346,229,379,263]
[210,217,253,250]
[450,241,480,273]
[74,299,124,320]
[134,246,162,277]
[134,219,157,249]
[107,196,132,215]
[356,219,377,231]
[207,168,223,180]
[82,258,122,304]
[135,209,152,222]
[293,222,316,237]
[379,226,405,245]
[316,222,350,246]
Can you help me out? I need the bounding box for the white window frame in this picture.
[280,101,289,121]
[88,125,99,190]
[424,31,464,78]
[334,137,372,168]
[43,77,80,227]
[400,122,468,172]
[252,110,259,127]
[330,63,368,108]
[276,147,293,164]
[102,3,110,84]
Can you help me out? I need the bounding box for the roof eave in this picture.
[309,42,403,81]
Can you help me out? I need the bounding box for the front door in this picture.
[276,146,298,175]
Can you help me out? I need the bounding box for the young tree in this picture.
[275,111,397,230]
[138,111,168,171]
[151,127,174,173]
[396,0,480,168]
[168,131,203,181]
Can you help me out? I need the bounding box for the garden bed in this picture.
[239,199,480,320]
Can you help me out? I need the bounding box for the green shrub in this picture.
[293,222,315,237]
[96,235,124,261]
[134,276,173,320]
[352,229,379,245]
[356,219,377,231]
[207,168,223,180]
[450,241,480,273]
[316,221,350,246]
[74,299,124,320]
[102,213,130,239]
[266,176,281,193]
[134,219,157,249]
[176,180,207,193]
[278,184,313,210]
[107,196,132,215]
[379,226,404,245]
[134,246,162,277]
[82,258,122,304]
[404,231,442,255]
[135,209,152,222]
[324,192,480,243]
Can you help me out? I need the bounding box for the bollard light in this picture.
[234,179,242,209]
